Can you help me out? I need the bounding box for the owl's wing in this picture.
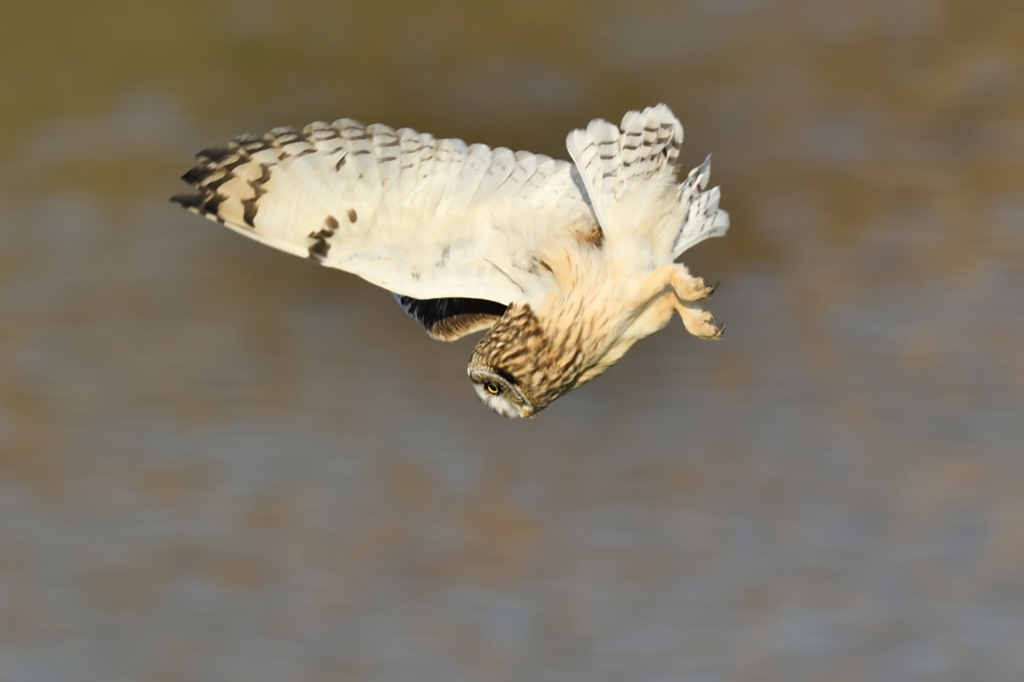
[173,119,597,312]
[393,295,508,341]
[565,104,729,259]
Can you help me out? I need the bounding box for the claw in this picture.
[679,308,724,339]
[698,314,725,340]
[680,276,715,302]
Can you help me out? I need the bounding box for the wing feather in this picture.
[471,147,516,203]
[432,137,468,217]
[408,133,440,218]
[450,143,491,212]
[393,294,507,341]
[173,118,594,305]
[673,155,730,256]
[369,123,402,187]
[336,119,378,182]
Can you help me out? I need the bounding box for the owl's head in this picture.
[468,366,535,418]
[467,303,582,418]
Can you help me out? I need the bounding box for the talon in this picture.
[680,308,724,339]
[696,314,724,339]
[681,276,715,302]
[700,315,724,339]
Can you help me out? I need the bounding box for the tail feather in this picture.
[565,103,727,255]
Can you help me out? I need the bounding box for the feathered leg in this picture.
[669,263,715,302]
[674,301,724,339]
[632,265,724,340]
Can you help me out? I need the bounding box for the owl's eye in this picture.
[485,382,501,395]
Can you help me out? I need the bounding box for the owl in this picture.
[173,104,729,418]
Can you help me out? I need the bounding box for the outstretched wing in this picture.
[565,104,729,260]
[173,119,597,307]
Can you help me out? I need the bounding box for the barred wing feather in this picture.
[173,119,596,305]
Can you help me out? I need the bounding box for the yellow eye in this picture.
[485,382,501,395]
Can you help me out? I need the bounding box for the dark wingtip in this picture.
[196,144,235,164]
[181,165,209,185]
[170,192,204,210]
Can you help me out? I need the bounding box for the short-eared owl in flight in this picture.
[173,104,729,418]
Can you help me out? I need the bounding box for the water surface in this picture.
[1,0,1022,680]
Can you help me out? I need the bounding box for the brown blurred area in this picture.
[0,0,1022,680]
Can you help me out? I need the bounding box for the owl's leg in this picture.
[662,264,724,338]
[674,302,724,339]
[594,294,677,374]
[636,266,724,339]
[668,263,715,302]
[625,292,678,341]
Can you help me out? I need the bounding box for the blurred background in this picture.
[1,0,1022,680]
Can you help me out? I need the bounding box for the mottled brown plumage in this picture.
[468,303,585,415]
